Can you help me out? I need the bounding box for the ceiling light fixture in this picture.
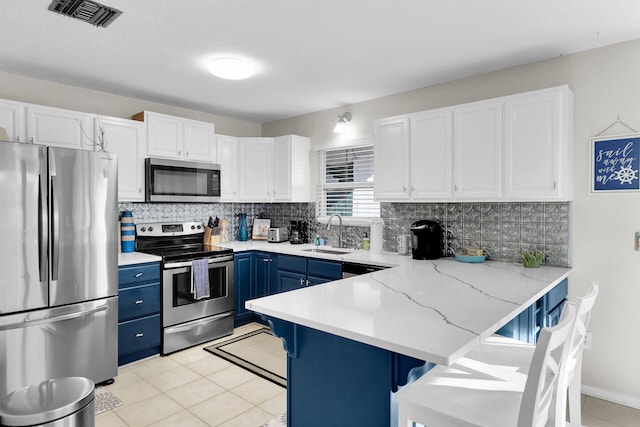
[333,112,352,133]
[208,57,255,80]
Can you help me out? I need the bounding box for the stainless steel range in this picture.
[136,221,234,354]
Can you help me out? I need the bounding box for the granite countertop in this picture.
[246,257,570,366]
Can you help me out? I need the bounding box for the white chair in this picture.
[455,282,599,427]
[396,302,577,427]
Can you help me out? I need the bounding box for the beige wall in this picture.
[264,39,640,405]
[0,71,261,136]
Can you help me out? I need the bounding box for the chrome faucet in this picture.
[327,214,343,248]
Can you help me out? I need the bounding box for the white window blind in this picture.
[316,144,379,218]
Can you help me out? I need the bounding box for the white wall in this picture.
[0,70,261,136]
[263,38,640,406]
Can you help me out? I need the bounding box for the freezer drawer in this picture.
[0,297,118,397]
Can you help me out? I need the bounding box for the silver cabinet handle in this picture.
[306,280,310,286]
[410,186,415,192]
[135,300,143,304]
[299,278,304,285]
[30,137,34,143]
[136,333,144,338]
[135,272,143,278]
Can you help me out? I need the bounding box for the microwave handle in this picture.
[164,255,234,269]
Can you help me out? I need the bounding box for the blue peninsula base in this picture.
[266,318,430,427]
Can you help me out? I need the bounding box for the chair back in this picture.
[517,303,576,427]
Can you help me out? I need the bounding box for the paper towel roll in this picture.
[370,219,384,254]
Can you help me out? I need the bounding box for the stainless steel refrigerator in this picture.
[0,140,118,397]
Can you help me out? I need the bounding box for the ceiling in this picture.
[1,1,640,124]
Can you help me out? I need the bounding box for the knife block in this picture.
[204,226,221,245]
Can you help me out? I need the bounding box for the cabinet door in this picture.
[453,99,503,200]
[290,135,311,202]
[234,253,254,322]
[254,253,272,299]
[374,117,410,200]
[26,105,93,149]
[277,270,307,293]
[146,112,183,159]
[273,136,292,201]
[0,99,25,142]
[216,135,238,201]
[410,108,453,200]
[504,87,572,200]
[100,116,146,201]
[238,138,274,201]
[183,118,216,162]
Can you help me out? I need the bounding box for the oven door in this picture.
[162,255,234,327]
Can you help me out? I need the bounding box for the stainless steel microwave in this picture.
[145,158,221,203]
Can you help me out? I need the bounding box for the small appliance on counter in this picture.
[268,227,289,243]
[410,220,443,260]
[289,220,307,244]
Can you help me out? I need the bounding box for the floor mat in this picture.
[94,387,122,415]
[204,327,286,387]
[260,411,287,427]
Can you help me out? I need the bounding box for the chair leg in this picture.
[567,362,583,427]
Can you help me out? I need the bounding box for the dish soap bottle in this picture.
[362,232,370,251]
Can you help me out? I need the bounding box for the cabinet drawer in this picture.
[118,283,161,322]
[307,259,342,280]
[118,314,160,355]
[546,279,568,310]
[277,254,307,274]
[118,262,160,287]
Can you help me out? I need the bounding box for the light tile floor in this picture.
[97,322,640,426]
[97,323,285,427]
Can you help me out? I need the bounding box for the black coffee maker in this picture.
[289,220,306,244]
[410,220,442,260]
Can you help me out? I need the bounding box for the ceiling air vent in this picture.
[48,0,122,28]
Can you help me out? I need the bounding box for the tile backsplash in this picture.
[119,201,570,267]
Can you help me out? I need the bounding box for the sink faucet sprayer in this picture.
[327,214,343,248]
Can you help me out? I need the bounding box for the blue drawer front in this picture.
[118,314,161,355]
[307,259,342,280]
[118,283,161,322]
[278,254,307,274]
[546,278,568,309]
[118,262,160,287]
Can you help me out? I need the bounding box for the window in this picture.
[316,141,379,218]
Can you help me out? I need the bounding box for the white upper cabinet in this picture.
[0,99,25,142]
[26,105,94,149]
[216,135,238,201]
[99,116,146,202]
[237,138,274,201]
[183,118,216,162]
[453,98,503,200]
[373,85,573,202]
[503,86,573,200]
[410,108,453,200]
[135,111,216,162]
[374,117,410,200]
[274,135,310,202]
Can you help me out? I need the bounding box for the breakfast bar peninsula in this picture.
[246,258,570,427]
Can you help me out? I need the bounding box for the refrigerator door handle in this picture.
[51,175,60,282]
[0,303,109,332]
[38,173,48,283]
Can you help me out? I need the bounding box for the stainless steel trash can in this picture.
[0,377,95,427]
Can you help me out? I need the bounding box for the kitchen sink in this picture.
[303,248,352,255]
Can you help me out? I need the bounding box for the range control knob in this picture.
[140,227,146,232]
[148,226,153,232]
[197,224,202,229]
[191,225,195,230]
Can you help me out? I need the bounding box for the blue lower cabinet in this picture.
[269,320,426,427]
[275,254,342,292]
[497,278,568,344]
[234,252,277,327]
[118,262,161,365]
[118,315,161,365]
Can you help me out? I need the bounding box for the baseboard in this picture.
[582,384,640,410]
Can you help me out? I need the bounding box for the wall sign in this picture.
[591,133,640,192]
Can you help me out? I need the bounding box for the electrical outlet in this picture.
[584,331,592,349]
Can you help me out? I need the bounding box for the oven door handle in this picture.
[164,255,234,269]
